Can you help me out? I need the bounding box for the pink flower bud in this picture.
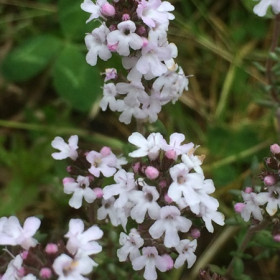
[137,25,146,35]
[145,166,159,179]
[122,13,130,21]
[165,149,177,160]
[164,194,173,203]
[159,180,167,188]
[191,228,201,239]
[270,144,280,154]
[20,251,29,260]
[45,243,58,254]
[109,24,117,31]
[40,268,52,279]
[88,175,94,182]
[162,254,174,270]
[100,146,111,156]
[142,37,149,48]
[244,187,253,194]
[66,166,72,173]
[63,177,75,185]
[93,187,103,198]
[234,202,245,213]
[108,43,118,52]
[101,3,115,17]
[273,233,280,242]
[17,267,25,277]
[132,162,141,173]
[264,175,276,186]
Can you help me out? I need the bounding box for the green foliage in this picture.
[52,44,102,111]
[1,35,61,82]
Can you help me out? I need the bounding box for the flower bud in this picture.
[17,267,25,277]
[45,243,58,254]
[145,166,159,179]
[234,202,245,213]
[108,43,118,52]
[273,233,280,242]
[191,228,201,239]
[132,162,141,173]
[162,254,174,270]
[270,144,280,155]
[244,187,253,193]
[20,251,29,260]
[159,180,167,188]
[94,187,104,198]
[122,13,130,21]
[137,25,146,36]
[164,194,173,203]
[101,3,116,17]
[264,175,276,186]
[40,268,52,279]
[63,177,75,185]
[165,149,177,160]
[100,146,111,156]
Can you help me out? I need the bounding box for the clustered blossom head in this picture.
[51,135,126,209]
[51,133,224,280]
[235,144,280,240]
[100,132,223,280]
[81,0,189,124]
[253,0,280,17]
[0,217,103,280]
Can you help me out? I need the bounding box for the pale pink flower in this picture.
[63,176,96,209]
[53,254,94,280]
[107,21,143,56]
[81,0,106,23]
[174,239,197,268]
[128,132,164,160]
[51,135,78,160]
[65,219,103,257]
[117,229,144,262]
[149,206,192,248]
[0,216,40,250]
[132,247,171,280]
[253,0,280,17]
[85,24,112,66]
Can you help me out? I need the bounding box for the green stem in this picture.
[225,220,269,279]
[266,14,280,104]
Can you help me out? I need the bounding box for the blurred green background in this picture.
[0,0,279,279]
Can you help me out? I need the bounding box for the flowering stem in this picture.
[225,220,269,279]
[266,13,280,104]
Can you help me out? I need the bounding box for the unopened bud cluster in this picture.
[51,132,224,280]
[81,0,189,124]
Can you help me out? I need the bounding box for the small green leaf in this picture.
[58,0,98,41]
[1,35,61,82]
[233,258,244,278]
[52,44,102,112]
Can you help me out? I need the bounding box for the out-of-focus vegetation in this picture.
[0,0,279,279]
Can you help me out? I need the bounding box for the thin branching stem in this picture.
[266,14,280,103]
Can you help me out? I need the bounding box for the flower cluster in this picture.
[253,0,280,17]
[52,132,224,280]
[0,217,103,280]
[51,135,126,209]
[81,0,189,124]
[234,144,280,239]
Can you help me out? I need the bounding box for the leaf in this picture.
[52,44,102,112]
[1,35,61,82]
[58,0,99,41]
